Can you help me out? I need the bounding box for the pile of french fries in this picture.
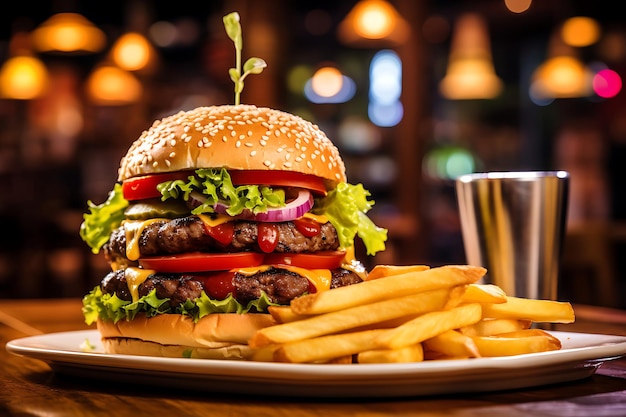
[248,264,575,364]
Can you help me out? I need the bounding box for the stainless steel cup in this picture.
[455,171,569,300]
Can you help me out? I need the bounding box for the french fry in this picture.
[495,328,559,339]
[267,306,306,324]
[274,329,389,363]
[378,303,483,350]
[357,344,424,363]
[481,296,575,323]
[290,265,486,315]
[423,330,481,358]
[249,287,454,348]
[472,331,561,356]
[367,264,430,280]
[459,318,532,337]
[247,263,575,364]
[461,284,507,304]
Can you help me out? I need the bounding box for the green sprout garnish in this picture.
[223,12,267,105]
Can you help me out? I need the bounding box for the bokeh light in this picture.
[593,68,622,98]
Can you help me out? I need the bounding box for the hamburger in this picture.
[80,104,388,359]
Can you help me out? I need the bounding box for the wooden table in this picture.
[1,298,625,416]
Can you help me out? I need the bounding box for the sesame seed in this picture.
[231,131,237,137]
[283,162,292,168]
[263,160,272,167]
[239,134,246,140]
[245,142,253,147]
[165,160,171,167]
[169,152,176,158]
[222,136,228,142]
[307,161,312,169]
[250,150,257,156]
[236,141,241,148]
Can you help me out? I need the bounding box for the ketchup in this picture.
[258,223,279,253]
[293,217,321,237]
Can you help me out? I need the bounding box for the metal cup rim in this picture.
[456,170,569,183]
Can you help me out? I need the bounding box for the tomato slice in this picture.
[228,170,327,195]
[122,172,192,201]
[264,251,346,269]
[138,252,264,273]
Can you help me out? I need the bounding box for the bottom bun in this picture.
[101,337,256,359]
[96,313,275,360]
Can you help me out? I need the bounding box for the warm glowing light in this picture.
[439,13,503,100]
[531,56,592,99]
[338,0,409,46]
[353,0,395,39]
[311,67,344,97]
[31,13,106,53]
[111,33,154,71]
[593,69,622,98]
[561,17,600,47]
[504,0,532,14]
[0,56,49,99]
[86,65,143,105]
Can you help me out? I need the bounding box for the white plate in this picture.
[6,330,626,398]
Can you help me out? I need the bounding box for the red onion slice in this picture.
[215,189,313,222]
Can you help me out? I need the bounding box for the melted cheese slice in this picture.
[236,265,332,292]
[301,212,329,224]
[125,267,155,302]
[197,213,233,228]
[123,219,168,261]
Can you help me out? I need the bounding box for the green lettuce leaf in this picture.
[79,183,129,254]
[157,168,285,216]
[82,286,279,325]
[313,182,388,256]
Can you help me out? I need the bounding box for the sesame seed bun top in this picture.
[118,105,347,188]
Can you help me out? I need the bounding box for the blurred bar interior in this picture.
[1,0,625,308]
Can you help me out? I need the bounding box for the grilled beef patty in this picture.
[100,267,363,307]
[103,216,340,266]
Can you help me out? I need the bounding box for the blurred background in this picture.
[0,0,624,308]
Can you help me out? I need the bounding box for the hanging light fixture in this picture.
[110,32,158,73]
[31,13,106,54]
[530,27,593,100]
[338,0,410,47]
[85,64,143,105]
[0,32,49,100]
[439,13,503,100]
